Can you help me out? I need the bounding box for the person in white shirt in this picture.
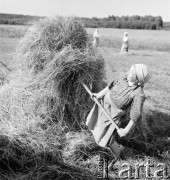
[121,32,129,52]
[93,29,100,47]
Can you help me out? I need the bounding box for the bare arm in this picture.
[93,79,116,99]
[117,119,135,137]
[93,86,109,99]
[117,89,145,137]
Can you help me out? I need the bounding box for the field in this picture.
[0,24,170,179]
[87,28,170,52]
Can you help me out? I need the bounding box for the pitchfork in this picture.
[82,83,120,178]
[81,83,120,131]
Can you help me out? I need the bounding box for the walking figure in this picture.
[121,32,129,52]
[93,29,100,47]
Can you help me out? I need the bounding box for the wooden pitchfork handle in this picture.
[0,61,12,72]
[81,83,120,131]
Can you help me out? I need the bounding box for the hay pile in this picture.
[14,16,89,72]
[0,79,63,178]
[13,16,105,129]
[33,46,105,128]
[0,77,98,179]
[0,16,105,179]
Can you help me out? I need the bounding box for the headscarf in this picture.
[128,64,151,86]
[124,32,128,36]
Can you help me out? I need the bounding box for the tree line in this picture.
[82,15,163,30]
[0,13,44,25]
[0,13,165,30]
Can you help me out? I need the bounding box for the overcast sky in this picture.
[0,0,170,21]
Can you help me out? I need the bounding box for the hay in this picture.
[0,16,107,179]
[0,70,9,86]
[0,79,64,178]
[0,78,98,179]
[14,16,89,72]
[12,16,106,129]
[30,46,105,129]
[0,135,96,180]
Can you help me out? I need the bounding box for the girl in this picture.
[86,64,151,174]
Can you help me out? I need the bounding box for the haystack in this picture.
[14,16,89,72]
[33,46,105,129]
[0,16,105,178]
[0,76,97,179]
[13,16,105,129]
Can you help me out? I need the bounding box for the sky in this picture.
[0,0,170,21]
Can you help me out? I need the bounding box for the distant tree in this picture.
[92,17,99,21]
[110,15,116,21]
[144,23,150,29]
[132,15,140,21]
[150,23,157,30]
[155,16,163,29]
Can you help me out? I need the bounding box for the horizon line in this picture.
[0,12,169,22]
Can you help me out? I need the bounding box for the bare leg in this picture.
[108,141,121,159]
[108,141,121,171]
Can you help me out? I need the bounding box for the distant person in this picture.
[93,29,100,47]
[86,64,151,175]
[121,32,129,52]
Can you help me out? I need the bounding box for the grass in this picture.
[1,25,170,52]
[0,24,170,179]
[0,25,28,67]
[0,25,28,38]
[87,28,170,52]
